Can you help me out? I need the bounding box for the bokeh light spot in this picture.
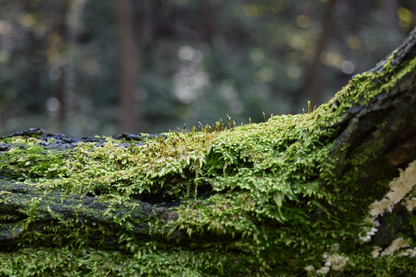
[84,60,100,75]
[250,48,265,63]
[398,7,412,29]
[174,86,193,104]
[287,34,306,49]
[0,20,12,35]
[178,46,194,61]
[244,5,258,17]
[191,50,203,64]
[20,14,35,28]
[46,48,59,62]
[48,33,61,46]
[322,52,345,68]
[397,7,412,22]
[46,97,61,112]
[272,2,285,13]
[49,66,61,80]
[253,66,275,84]
[195,72,209,86]
[341,61,355,74]
[347,36,360,50]
[287,65,301,78]
[296,15,310,28]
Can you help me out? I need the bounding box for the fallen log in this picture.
[1,27,416,276]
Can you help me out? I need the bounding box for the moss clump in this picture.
[1,43,416,275]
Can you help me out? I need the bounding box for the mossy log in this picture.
[1,28,416,276]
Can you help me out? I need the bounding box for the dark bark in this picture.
[0,180,178,246]
[328,28,416,182]
[51,0,72,123]
[201,0,215,44]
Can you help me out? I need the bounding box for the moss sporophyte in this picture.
[1,34,416,275]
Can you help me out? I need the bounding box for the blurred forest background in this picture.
[0,0,415,136]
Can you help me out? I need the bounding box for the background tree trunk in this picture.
[114,0,139,133]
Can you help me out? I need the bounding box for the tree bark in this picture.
[0,180,178,245]
[1,27,416,276]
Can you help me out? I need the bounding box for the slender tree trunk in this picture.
[114,0,139,133]
[23,0,44,115]
[201,0,215,44]
[53,0,72,124]
[142,0,154,46]
[63,0,88,131]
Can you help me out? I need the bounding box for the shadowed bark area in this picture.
[1,27,416,276]
[0,180,179,246]
[327,29,416,201]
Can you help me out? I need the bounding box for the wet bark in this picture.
[327,27,416,188]
[0,180,179,246]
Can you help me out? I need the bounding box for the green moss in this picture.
[1,52,416,276]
